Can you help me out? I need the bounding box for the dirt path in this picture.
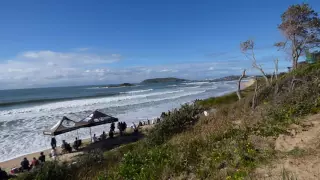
[254,113,320,180]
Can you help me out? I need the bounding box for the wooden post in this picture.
[89,127,92,143]
[77,130,80,139]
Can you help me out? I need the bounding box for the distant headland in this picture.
[108,83,135,88]
[141,77,187,84]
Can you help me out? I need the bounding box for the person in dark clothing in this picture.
[100,131,107,140]
[38,152,45,163]
[110,122,115,132]
[51,137,57,149]
[109,130,114,138]
[66,143,72,153]
[0,167,9,180]
[20,157,30,171]
[73,137,81,151]
[61,140,72,153]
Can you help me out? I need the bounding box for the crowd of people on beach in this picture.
[0,117,166,178]
[47,122,131,156]
[0,151,47,179]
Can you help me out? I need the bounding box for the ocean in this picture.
[0,80,242,162]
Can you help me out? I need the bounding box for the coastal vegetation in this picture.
[14,3,320,180]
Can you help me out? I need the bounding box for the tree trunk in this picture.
[262,75,270,86]
[291,38,299,70]
[274,58,279,95]
[252,77,258,109]
[292,58,298,69]
[252,64,269,86]
[274,58,278,81]
[236,69,246,100]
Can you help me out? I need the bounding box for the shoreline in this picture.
[0,79,255,170]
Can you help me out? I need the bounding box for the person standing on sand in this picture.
[38,152,45,163]
[51,137,57,149]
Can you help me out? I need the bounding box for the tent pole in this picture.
[77,130,79,139]
[89,127,92,143]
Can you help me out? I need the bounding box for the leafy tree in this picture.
[275,3,320,69]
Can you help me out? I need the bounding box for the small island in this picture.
[108,83,135,88]
[141,77,187,84]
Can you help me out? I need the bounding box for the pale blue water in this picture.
[0,80,240,162]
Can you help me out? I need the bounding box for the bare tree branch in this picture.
[240,39,270,86]
[236,69,246,100]
[252,76,258,109]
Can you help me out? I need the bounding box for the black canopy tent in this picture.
[78,110,118,141]
[80,110,119,127]
[43,116,87,136]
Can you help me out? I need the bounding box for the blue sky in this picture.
[0,0,318,89]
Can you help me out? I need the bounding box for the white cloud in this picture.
[17,50,121,66]
[0,50,124,89]
[0,49,291,89]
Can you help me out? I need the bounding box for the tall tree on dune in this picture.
[275,3,320,69]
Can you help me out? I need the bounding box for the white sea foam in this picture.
[0,90,184,117]
[182,81,210,85]
[86,86,109,89]
[187,86,201,89]
[121,89,153,94]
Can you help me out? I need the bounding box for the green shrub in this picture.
[15,161,72,180]
[195,93,238,109]
[147,103,203,146]
[118,145,175,180]
[16,150,106,180]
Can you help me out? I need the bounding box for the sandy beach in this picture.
[0,145,83,170]
[0,79,255,171]
[241,78,255,89]
[0,125,154,171]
